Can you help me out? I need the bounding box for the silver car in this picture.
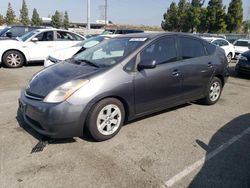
[19,33,229,141]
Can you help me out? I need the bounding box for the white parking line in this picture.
[165,127,250,187]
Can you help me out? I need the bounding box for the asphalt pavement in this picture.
[0,63,250,188]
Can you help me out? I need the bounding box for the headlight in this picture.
[44,79,89,103]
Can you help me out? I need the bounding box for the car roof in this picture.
[115,32,203,40]
[35,28,77,33]
[235,39,250,42]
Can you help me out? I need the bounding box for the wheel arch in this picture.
[214,74,225,87]
[2,49,27,64]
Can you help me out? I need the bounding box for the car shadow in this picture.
[188,113,250,188]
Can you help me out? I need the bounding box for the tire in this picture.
[227,53,232,63]
[201,77,222,105]
[2,50,24,68]
[86,98,125,141]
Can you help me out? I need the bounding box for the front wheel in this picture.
[2,50,24,68]
[86,98,125,141]
[201,77,222,105]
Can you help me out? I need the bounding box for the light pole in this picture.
[87,0,90,31]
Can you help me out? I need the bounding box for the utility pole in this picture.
[104,0,107,25]
[87,0,90,31]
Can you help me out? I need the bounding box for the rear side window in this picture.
[179,37,206,59]
[204,42,216,55]
[140,37,177,65]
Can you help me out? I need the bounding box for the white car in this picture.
[233,39,250,59]
[0,28,85,68]
[202,37,235,62]
[44,34,119,67]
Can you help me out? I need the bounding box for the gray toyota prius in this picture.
[19,33,229,141]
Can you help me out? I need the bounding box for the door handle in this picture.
[172,70,181,77]
[207,62,213,68]
[47,46,54,48]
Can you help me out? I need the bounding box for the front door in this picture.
[134,36,183,115]
[27,31,55,61]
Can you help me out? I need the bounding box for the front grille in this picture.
[25,91,44,101]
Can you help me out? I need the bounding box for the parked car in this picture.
[102,28,144,35]
[235,50,250,75]
[84,34,100,39]
[19,33,229,141]
[233,39,250,59]
[0,25,42,39]
[202,37,235,62]
[44,35,118,67]
[0,28,85,68]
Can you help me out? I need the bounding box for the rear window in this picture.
[234,41,249,47]
[179,37,206,59]
[204,42,216,55]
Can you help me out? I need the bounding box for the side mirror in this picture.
[6,32,12,38]
[31,37,38,42]
[138,59,156,70]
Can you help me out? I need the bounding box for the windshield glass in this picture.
[102,30,115,34]
[73,37,147,67]
[234,41,250,47]
[19,30,39,41]
[74,36,106,48]
[0,27,10,36]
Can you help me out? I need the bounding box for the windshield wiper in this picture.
[75,59,99,68]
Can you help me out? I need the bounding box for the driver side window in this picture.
[140,37,177,65]
[35,31,54,41]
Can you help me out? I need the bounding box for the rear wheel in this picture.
[3,50,24,68]
[86,98,125,141]
[201,77,222,105]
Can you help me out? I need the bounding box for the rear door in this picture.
[177,36,214,100]
[134,36,183,114]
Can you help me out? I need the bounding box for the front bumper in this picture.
[235,63,250,75]
[19,90,87,138]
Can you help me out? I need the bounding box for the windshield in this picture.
[19,30,39,41]
[102,30,115,35]
[234,41,250,47]
[73,36,106,48]
[0,27,10,36]
[73,37,147,67]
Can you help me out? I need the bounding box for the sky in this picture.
[0,0,249,26]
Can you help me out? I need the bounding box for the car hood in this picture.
[49,46,82,61]
[234,46,249,53]
[26,61,104,98]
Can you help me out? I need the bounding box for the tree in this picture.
[188,0,204,33]
[207,0,227,33]
[31,8,42,26]
[20,0,29,25]
[177,0,190,32]
[0,14,5,25]
[226,0,243,33]
[63,11,70,29]
[161,2,178,31]
[51,10,62,28]
[243,20,250,34]
[197,7,208,33]
[5,3,16,25]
